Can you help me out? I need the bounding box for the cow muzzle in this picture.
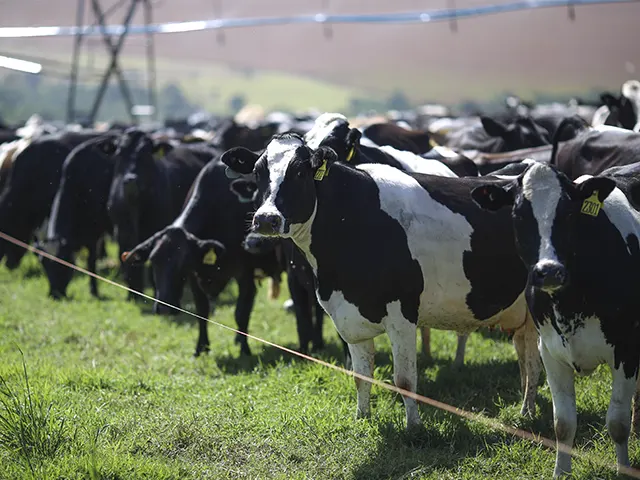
[243,232,272,254]
[252,213,284,236]
[531,261,568,293]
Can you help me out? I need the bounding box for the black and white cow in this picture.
[40,134,117,299]
[221,132,542,429]
[471,161,640,477]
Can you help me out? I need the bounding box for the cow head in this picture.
[105,129,173,249]
[121,226,225,314]
[601,80,640,131]
[481,116,550,151]
[471,162,616,294]
[222,133,334,240]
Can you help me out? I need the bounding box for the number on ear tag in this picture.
[314,159,328,181]
[580,190,603,217]
[202,249,217,265]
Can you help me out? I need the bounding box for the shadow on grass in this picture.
[348,359,611,480]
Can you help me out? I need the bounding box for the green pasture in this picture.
[0,247,636,479]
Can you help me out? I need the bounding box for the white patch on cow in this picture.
[304,112,348,150]
[591,105,611,128]
[431,145,459,159]
[254,136,306,233]
[522,163,562,264]
[0,137,33,173]
[320,290,386,344]
[359,135,379,148]
[539,314,613,376]
[378,145,457,177]
[356,163,523,331]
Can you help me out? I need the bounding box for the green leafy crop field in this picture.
[0,248,636,479]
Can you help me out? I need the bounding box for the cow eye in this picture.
[297,170,305,178]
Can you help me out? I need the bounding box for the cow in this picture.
[551,122,640,179]
[210,117,280,152]
[0,131,103,269]
[251,113,472,365]
[40,134,118,299]
[591,80,640,132]
[359,122,434,155]
[104,128,213,298]
[119,158,287,358]
[471,161,640,477]
[445,115,551,153]
[220,132,542,430]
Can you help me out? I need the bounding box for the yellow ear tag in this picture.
[580,190,603,217]
[202,249,217,265]
[314,159,328,181]
[153,147,165,160]
[429,138,440,148]
[346,146,355,162]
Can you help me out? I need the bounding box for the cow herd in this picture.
[2,79,640,477]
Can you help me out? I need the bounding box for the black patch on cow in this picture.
[307,164,423,324]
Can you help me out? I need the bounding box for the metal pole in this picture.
[143,0,158,122]
[88,0,138,124]
[66,0,86,124]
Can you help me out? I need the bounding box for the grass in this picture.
[0,246,638,479]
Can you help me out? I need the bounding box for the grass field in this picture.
[0,247,638,479]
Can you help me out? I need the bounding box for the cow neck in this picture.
[294,162,367,274]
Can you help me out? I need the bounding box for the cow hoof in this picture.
[193,346,210,358]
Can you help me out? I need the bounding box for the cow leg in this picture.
[607,364,636,472]
[453,334,468,367]
[87,244,99,298]
[513,312,541,416]
[189,275,211,357]
[540,341,576,477]
[287,270,313,353]
[348,339,375,419]
[234,273,257,356]
[420,327,432,363]
[387,321,421,430]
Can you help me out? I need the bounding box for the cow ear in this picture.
[345,128,361,162]
[600,93,619,109]
[471,183,516,211]
[195,239,226,266]
[230,178,258,203]
[152,142,173,160]
[120,230,164,265]
[575,177,616,203]
[310,146,339,181]
[481,116,508,138]
[221,147,260,176]
[96,137,117,156]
